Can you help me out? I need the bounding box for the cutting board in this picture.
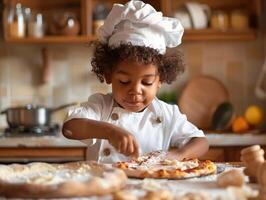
[178,75,229,129]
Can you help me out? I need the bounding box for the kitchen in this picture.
[0,0,266,199]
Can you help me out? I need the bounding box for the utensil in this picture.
[178,75,229,129]
[42,47,51,84]
[1,102,77,127]
[211,102,235,131]
[255,59,266,99]
[185,2,210,29]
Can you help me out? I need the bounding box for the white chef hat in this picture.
[97,0,184,55]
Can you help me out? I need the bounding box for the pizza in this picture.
[115,151,216,179]
[0,161,127,198]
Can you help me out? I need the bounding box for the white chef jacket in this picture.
[64,93,205,163]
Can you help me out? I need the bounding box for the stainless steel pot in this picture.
[0,103,76,127]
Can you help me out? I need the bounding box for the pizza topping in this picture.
[161,159,199,171]
[124,151,199,171]
[115,150,216,179]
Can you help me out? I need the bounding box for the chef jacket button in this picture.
[156,117,162,123]
[103,148,111,156]
[111,113,119,120]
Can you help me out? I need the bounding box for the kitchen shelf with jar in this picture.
[2,0,92,43]
[2,0,262,44]
[163,0,261,41]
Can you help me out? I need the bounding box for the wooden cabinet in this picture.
[2,0,262,44]
[0,147,87,163]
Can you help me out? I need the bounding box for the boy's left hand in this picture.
[166,149,186,161]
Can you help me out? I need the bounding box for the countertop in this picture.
[0,134,87,147]
[206,132,266,146]
[0,131,266,147]
[0,163,259,200]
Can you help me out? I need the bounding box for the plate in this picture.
[178,75,229,129]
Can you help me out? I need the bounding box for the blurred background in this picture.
[0,0,265,162]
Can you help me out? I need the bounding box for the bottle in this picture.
[23,7,31,35]
[93,2,108,35]
[28,12,45,38]
[3,4,11,39]
[8,3,26,38]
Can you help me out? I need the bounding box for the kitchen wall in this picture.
[0,38,265,128]
[0,42,111,127]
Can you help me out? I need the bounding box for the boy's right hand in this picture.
[108,128,140,158]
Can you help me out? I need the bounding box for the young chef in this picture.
[62,0,209,163]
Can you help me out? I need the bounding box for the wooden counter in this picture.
[0,133,266,162]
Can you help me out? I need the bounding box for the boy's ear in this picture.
[158,81,162,89]
[104,73,112,84]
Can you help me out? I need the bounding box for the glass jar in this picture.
[230,10,249,30]
[93,3,109,35]
[8,3,26,38]
[3,4,11,38]
[50,12,80,36]
[210,10,229,31]
[28,12,45,38]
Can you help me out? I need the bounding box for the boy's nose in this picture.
[129,82,142,94]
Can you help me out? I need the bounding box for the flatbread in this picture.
[0,161,127,198]
[115,151,216,179]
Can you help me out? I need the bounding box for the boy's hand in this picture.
[108,128,140,158]
[166,149,186,161]
[166,138,209,161]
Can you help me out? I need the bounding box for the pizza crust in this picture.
[0,161,127,198]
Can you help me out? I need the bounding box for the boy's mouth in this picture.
[123,100,143,107]
[117,100,147,112]
[122,98,146,110]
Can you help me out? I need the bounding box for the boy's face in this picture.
[110,60,161,112]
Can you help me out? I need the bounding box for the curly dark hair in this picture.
[91,42,185,84]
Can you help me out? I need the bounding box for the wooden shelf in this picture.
[2,0,260,44]
[5,29,257,44]
[5,35,97,44]
[183,29,257,41]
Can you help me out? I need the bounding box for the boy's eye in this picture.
[142,81,153,86]
[119,80,130,84]
[142,77,156,86]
